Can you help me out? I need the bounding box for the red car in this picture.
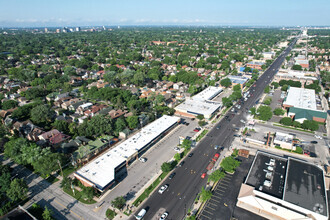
[193,129,199,132]
[201,173,207,179]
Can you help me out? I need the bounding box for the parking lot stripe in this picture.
[208,202,218,207]
[205,204,216,210]
[213,191,223,196]
[221,182,229,186]
[211,194,222,199]
[202,209,214,215]
[210,198,221,203]
[200,214,212,219]
[221,179,231,183]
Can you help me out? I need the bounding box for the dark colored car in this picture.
[311,141,318,144]
[188,153,193,157]
[169,172,176,179]
[179,161,185,167]
[216,125,221,129]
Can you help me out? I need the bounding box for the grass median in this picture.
[132,171,169,207]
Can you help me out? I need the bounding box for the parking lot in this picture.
[213,88,233,103]
[198,156,264,220]
[100,118,199,205]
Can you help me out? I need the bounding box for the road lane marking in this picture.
[54,200,84,220]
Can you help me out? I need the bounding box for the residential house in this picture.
[68,101,86,112]
[61,98,81,110]
[76,102,93,115]
[84,104,107,117]
[108,109,127,119]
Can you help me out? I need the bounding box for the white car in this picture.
[174,147,180,152]
[158,184,168,194]
[138,157,147,163]
[314,135,323,140]
[160,212,169,220]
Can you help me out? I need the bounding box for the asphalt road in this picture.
[132,39,297,220]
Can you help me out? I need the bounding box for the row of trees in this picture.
[4,138,64,177]
[279,118,319,131]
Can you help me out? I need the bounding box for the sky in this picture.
[0,0,329,27]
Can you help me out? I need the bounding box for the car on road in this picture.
[169,172,176,179]
[314,135,323,140]
[158,184,169,194]
[311,141,318,144]
[216,125,221,129]
[160,212,169,220]
[233,134,241,137]
[201,173,206,179]
[188,153,193,157]
[174,147,180,152]
[214,145,220,150]
[185,122,189,126]
[240,119,246,124]
[135,209,147,220]
[225,116,229,120]
[138,157,147,163]
[179,161,185,167]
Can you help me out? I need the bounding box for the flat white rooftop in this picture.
[274,132,293,144]
[283,87,316,110]
[175,99,221,117]
[191,86,223,101]
[276,70,317,80]
[75,115,180,190]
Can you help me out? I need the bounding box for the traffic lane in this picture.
[141,138,214,219]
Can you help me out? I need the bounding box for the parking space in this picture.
[213,88,233,103]
[198,156,257,220]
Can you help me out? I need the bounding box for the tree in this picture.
[106,209,117,220]
[126,116,139,129]
[0,164,11,193]
[161,162,173,173]
[208,170,225,182]
[220,156,240,173]
[233,84,241,92]
[302,120,319,131]
[220,78,232,88]
[292,121,301,128]
[196,115,204,120]
[81,186,95,202]
[52,120,69,134]
[199,187,212,202]
[198,120,207,127]
[115,118,127,133]
[280,117,293,126]
[30,105,54,125]
[174,153,181,162]
[281,84,289,91]
[60,177,72,190]
[264,86,270,94]
[222,97,233,108]
[257,105,273,121]
[263,97,272,105]
[249,107,256,115]
[7,178,28,202]
[271,82,279,89]
[243,67,252,73]
[1,100,18,110]
[182,139,192,150]
[292,64,303,70]
[42,206,53,220]
[111,196,126,209]
[33,152,62,177]
[273,108,285,116]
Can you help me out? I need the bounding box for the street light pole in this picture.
[57,159,64,178]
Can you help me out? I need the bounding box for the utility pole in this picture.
[57,159,64,178]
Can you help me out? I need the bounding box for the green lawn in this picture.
[196,130,208,142]
[63,188,97,204]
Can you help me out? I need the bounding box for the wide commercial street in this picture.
[131,39,298,220]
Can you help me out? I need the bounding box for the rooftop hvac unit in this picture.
[266,172,272,179]
[264,180,272,187]
[267,166,274,171]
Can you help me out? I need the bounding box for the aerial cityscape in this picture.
[0,1,329,220]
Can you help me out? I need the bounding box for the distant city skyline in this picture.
[0,0,329,27]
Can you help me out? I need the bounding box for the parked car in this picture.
[138,157,147,163]
[158,184,169,194]
[160,212,169,220]
[214,145,220,150]
[193,128,199,132]
[201,173,206,179]
[179,161,185,167]
[169,172,176,179]
[188,153,193,157]
[314,135,323,140]
[174,147,180,152]
[311,141,318,144]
